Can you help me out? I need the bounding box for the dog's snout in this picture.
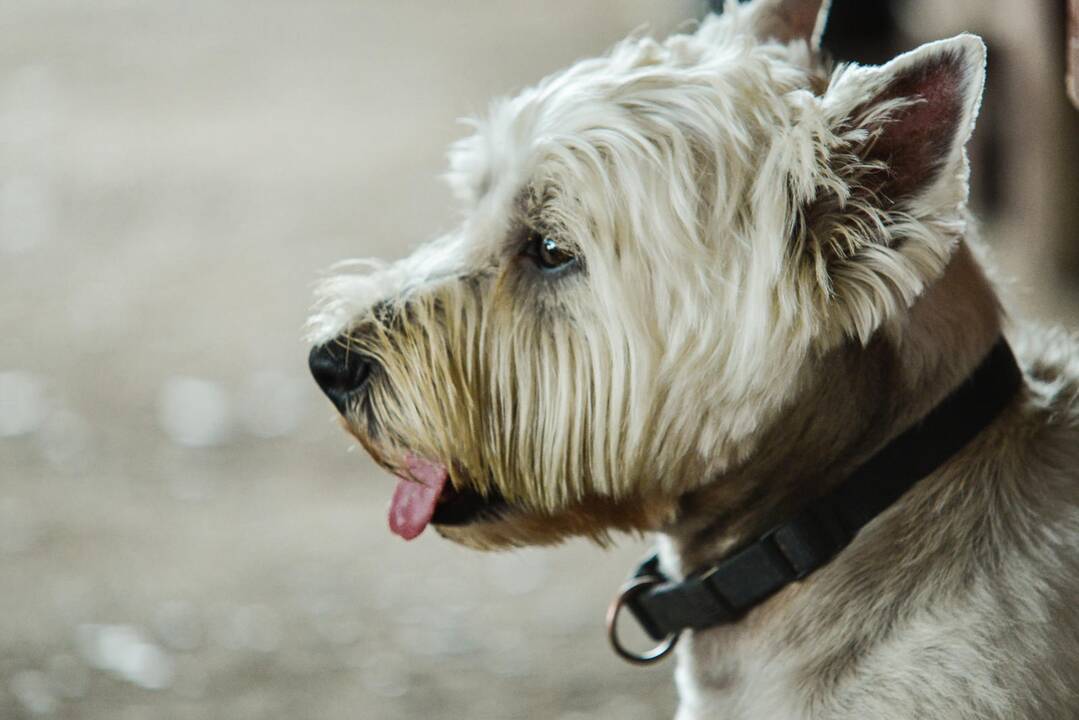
[308,340,375,415]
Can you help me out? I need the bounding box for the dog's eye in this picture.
[526,232,577,271]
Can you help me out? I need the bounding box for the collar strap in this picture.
[622,338,1023,646]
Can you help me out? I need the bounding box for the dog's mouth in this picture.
[388,453,508,540]
[433,482,508,526]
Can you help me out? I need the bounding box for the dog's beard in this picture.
[350,417,676,548]
[337,279,696,547]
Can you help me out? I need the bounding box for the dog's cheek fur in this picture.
[341,267,691,525]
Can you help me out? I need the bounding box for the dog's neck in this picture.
[662,240,1003,575]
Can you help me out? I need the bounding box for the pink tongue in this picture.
[388,453,449,540]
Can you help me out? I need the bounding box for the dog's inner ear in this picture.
[746,0,832,49]
[845,44,981,205]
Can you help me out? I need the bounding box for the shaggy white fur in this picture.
[309,0,982,512]
[308,0,1079,716]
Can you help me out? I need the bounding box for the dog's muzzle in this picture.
[308,338,376,415]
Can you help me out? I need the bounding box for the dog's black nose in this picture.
[308,341,374,414]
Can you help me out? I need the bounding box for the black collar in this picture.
[608,338,1023,663]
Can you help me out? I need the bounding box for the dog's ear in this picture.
[745,0,831,49]
[821,35,987,209]
[795,36,987,343]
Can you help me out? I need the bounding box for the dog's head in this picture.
[307,0,986,549]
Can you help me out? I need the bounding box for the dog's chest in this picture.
[671,632,803,720]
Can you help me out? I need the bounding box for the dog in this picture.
[306,0,1079,716]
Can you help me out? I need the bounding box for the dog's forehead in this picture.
[446,17,786,214]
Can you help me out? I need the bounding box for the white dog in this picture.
[307,0,1079,716]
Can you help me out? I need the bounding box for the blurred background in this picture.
[0,1,1075,718]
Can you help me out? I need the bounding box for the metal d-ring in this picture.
[606,575,680,665]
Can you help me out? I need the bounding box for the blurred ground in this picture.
[0,2,1075,719]
[0,2,701,719]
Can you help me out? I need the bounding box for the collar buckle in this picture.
[606,574,680,664]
